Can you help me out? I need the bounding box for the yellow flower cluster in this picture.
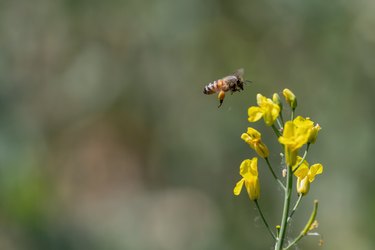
[235,88,324,200]
[233,88,324,249]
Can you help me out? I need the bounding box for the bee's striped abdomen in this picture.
[203,80,221,95]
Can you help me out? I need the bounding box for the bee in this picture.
[203,68,251,108]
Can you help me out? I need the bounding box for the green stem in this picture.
[272,124,281,137]
[287,194,303,223]
[291,108,295,120]
[275,165,293,250]
[279,113,285,126]
[292,144,310,173]
[254,200,276,240]
[265,158,286,190]
[283,200,319,250]
[276,118,283,131]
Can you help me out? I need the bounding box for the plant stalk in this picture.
[292,144,310,173]
[254,200,276,240]
[271,124,281,137]
[284,200,319,250]
[287,194,303,223]
[265,157,285,190]
[291,108,295,120]
[275,165,293,250]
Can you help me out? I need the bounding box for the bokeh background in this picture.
[0,0,374,249]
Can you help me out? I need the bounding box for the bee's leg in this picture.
[231,88,240,94]
[218,90,225,108]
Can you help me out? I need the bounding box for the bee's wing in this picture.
[233,68,244,78]
[222,75,238,85]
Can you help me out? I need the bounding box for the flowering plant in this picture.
[234,89,323,249]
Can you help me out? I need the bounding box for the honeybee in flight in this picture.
[203,68,251,107]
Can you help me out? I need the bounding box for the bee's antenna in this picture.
[245,80,252,83]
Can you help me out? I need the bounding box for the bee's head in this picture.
[238,78,251,90]
[234,68,251,90]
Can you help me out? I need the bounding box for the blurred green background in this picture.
[0,0,374,249]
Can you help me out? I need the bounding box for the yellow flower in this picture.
[248,94,280,126]
[241,127,269,158]
[293,156,323,195]
[282,88,297,109]
[278,121,309,166]
[308,124,321,144]
[293,116,321,144]
[279,116,320,165]
[233,157,260,201]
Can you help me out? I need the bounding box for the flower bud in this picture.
[254,142,269,158]
[296,176,310,195]
[256,93,263,106]
[308,124,321,144]
[241,128,269,158]
[272,93,283,111]
[283,88,297,109]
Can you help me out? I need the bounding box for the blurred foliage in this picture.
[0,0,374,249]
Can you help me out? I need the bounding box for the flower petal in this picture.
[294,156,308,168]
[249,157,258,176]
[279,120,310,151]
[308,164,323,182]
[246,127,261,139]
[293,116,314,128]
[260,99,280,126]
[239,159,251,176]
[248,107,263,122]
[294,164,309,179]
[280,121,296,141]
[245,176,260,200]
[233,179,245,195]
[241,133,251,144]
[256,94,267,106]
